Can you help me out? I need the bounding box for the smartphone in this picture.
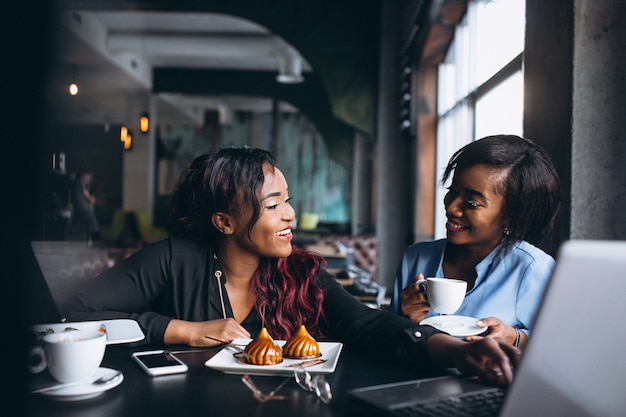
[132,350,188,376]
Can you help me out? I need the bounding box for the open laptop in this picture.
[349,240,626,417]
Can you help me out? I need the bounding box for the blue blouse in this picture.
[389,239,554,332]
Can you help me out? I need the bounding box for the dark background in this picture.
[2,3,52,415]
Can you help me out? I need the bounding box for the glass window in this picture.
[475,0,526,87]
[434,0,525,239]
[475,69,524,139]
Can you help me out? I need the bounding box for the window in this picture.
[434,0,525,238]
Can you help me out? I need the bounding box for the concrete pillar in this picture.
[376,0,412,290]
[122,93,157,222]
[351,131,373,236]
[524,0,574,254]
[572,0,626,239]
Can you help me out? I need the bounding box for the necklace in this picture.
[214,252,227,319]
[214,270,227,319]
[213,253,266,326]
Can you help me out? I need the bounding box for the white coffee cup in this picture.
[29,330,107,383]
[419,277,467,314]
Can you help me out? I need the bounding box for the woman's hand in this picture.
[164,318,251,347]
[427,334,520,386]
[399,274,430,323]
[453,337,520,386]
[465,317,524,347]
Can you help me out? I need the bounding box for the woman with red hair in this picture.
[62,146,518,385]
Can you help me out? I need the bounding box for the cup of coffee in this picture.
[29,330,107,383]
[419,277,467,314]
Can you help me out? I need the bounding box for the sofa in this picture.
[315,234,379,281]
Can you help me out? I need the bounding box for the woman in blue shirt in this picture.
[390,135,560,348]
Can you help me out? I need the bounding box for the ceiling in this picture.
[47,8,310,127]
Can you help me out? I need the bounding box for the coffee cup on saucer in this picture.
[29,330,107,384]
[418,277,467,315]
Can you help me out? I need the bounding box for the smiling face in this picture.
[443,164,509,255]
[238,163,295,259]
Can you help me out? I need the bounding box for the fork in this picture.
[204,336,247,354]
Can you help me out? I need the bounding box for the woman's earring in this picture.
[503,227,511,236]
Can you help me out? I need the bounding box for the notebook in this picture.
[349,240,626,417]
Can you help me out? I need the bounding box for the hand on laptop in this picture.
[458,337,520,386]
[427,334,520,386]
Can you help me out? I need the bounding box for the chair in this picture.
[31,241,115,314]
[30,241,141,317]
[100,209,131,245]
[317,234,379,281]
[132,210,167,243]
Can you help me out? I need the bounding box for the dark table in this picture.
[25,343,448,417]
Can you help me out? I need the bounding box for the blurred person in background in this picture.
[72,169,99,242]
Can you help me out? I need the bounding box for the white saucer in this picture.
[37,367,124,401]
[420,315,487,337]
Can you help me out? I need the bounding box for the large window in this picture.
[434,0,525,238]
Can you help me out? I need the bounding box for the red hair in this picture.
[252,249,326,340]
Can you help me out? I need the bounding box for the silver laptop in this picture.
[349,240,626,417]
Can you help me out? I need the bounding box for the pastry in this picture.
[282,325,321,359]
[242,327,283,365]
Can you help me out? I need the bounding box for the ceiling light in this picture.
[124,130,133,150]
[120,126,127,143]
[68,65,79,96]
[276,56,304,84]
[139,112,149,134]
[120,126,132,150]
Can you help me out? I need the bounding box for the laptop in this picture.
[349,240,626,417]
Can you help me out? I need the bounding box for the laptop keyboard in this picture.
[392,389,506,417]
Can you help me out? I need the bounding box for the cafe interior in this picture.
[4,0,625,415]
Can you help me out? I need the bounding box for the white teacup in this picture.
[29,330,107,383]
[419,277,467,315]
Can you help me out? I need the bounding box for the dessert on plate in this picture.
[241,327,283,365]
[282,325,321,359]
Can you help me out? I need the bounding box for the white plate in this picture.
[205,339,343,376]
[32,319,145,345]
[36,367,124,401]
[420,315,487,337]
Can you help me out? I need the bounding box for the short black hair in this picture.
[442,135,561,251]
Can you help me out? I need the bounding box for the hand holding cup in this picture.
[418,277,467,315]
[399,274,431,323]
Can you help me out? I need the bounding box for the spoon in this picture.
[30,370,122,394]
